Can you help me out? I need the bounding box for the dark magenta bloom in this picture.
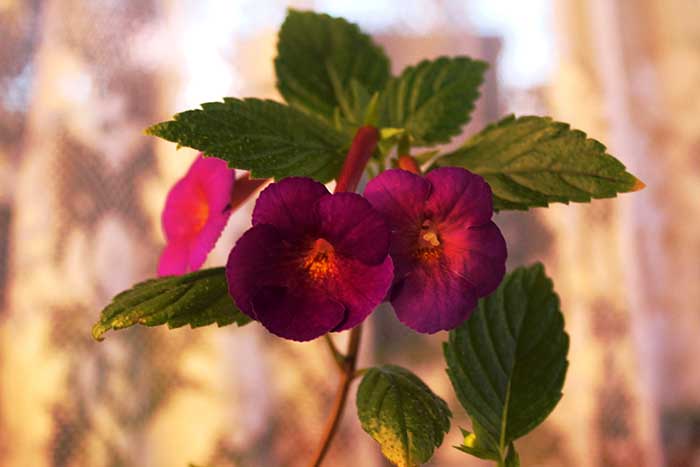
[364,167,507,333]
[226,177,393,342]
[158,154,235,276]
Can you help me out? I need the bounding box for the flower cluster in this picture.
[160,154,506,341]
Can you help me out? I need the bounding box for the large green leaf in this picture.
[357,365,451,467]
[331,79,381,134]
[444,264,569,462]
[146,98,349,182]
[275,9,390,123]
[436,115,644,210]
[378,57,487,146]
[92,268,250,341]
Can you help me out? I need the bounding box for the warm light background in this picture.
[1,1,699,466]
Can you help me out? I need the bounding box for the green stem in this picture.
[324,334,345,372]
[397,133,411,157]
[498,379,512,458]
[353,367,369,379]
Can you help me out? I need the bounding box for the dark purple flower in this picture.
[226,177,393,342]
[158,154,235,276]
[364,167,507,333]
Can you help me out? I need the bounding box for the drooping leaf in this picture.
[92,268,250,341]
[146,98,349,182]
[444,263,569,460]
[435,115,644,210]
[378,57,487,146]
[275,9,390,123]
[357,365,451,467]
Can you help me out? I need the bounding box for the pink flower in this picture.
[158,155,235,276]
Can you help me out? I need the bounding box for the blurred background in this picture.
[1,0,699,466]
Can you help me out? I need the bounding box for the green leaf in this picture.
[444,263,569,461]
[435,115,645,210]
[331,80,382,136]
[92,268,251,341]
[357,365,451,467]
[146,98,349,182]
[456,422,499,461]
[275,9,390,123]
[378,57,487,146]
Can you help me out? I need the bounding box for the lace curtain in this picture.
[1,1,699,466]
[544,0,700,465]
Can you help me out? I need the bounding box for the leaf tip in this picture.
[144,122,162,137]
[91,322,110,341]
[630,177,646,192]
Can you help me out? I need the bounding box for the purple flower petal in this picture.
[390,264,478,333]
[365,167,507,334]
[364,169,431,229]
[364,169,431,278]
[328,255,394,331]
[251,286,346,342]
[442,221,507,296]
[226,223,293,320]
[425,167,493,227]
[252,177,329,237]
[227,223,393,340]
[159,155,234,276]
[318,193,390,265]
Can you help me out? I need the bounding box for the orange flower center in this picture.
[415,219,442,261]
[303,238,338,282]
[191,198,210,232]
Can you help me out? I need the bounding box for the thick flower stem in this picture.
[229,174,269,210]
[308,325,363,467]
[334,126,380,193]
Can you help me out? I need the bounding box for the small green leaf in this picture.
[275,9,390,123]
[435,115,645,210]
[444,263,569,460]
[378,57,487,146]
[92,268,250,341]
[357,365,451,467]
[146,98,349,182]
[456,421,499,461]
